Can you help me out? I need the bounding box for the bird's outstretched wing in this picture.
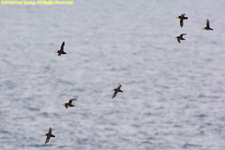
[180,19,183,28]
[69,98,77,104]
[181,13,185,17]
[112,91,118,98]
[180,33,186,37]
[177,38,181,43]
[60,41,65,50]
[45,136,50,144]
[49,127,52,134]
[117,84,122,90]
[206,19,210,28]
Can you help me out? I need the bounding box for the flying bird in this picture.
[202,19,213,30]
[43,127,55,144]
[55,41,66,56]
[176,14,188,28]
[175,33,186,43]
[112,84,123,98]
[62,98,77,109]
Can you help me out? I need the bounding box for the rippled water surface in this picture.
[1,0,225,149]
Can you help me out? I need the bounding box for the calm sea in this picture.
[1,0,225,149]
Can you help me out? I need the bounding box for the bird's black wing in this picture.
[180,33,186,37]
[45,136,50,144]
[177,38,181,43]
[60,41,65,51]
[48,127,52,134]
[181,13,185,17]
[112,91,118,98]
[117,84,122,90]
[69,98,77,104]
[180,19,183,27]
[206,19,210,28]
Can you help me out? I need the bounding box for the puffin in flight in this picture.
[43,127,55,144]
[112,84,123,98]
[175,33,186,43]
[62,98,77,109]
[202,19,213,30]
[55,41,66,56]
[176,14,188,28]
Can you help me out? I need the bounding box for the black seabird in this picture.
[62,98,77,109]
[112,84,123,98]
[202,19,213,30]
[175,33,186,43]
[43,127,55,144]
[55,41,66,56]
[176,14,188,28]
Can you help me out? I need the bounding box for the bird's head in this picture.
[42,133,46,136]
[55,50,58,53]
[202,27,205,30]
[112,88,115,91]
[176,16,179,19]
[174,36,177,39]
[62,103,65,106]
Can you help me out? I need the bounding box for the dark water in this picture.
[1,0,225,149]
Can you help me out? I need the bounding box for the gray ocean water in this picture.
[1,0,225,149]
